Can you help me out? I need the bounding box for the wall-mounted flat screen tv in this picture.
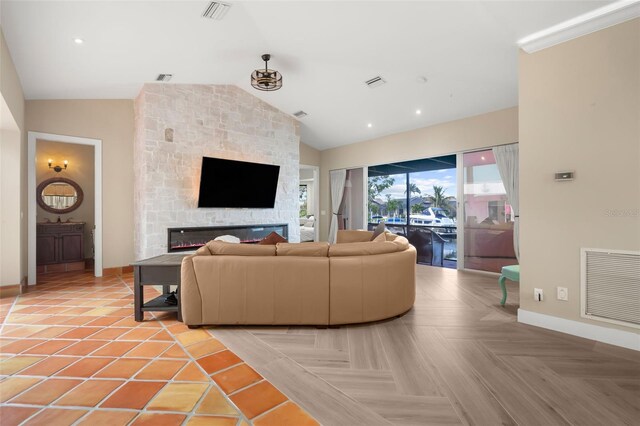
[197,157,280,208]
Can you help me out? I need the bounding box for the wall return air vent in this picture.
[581,248,640,329]
[202,2,231,20]
[365,76,386,88]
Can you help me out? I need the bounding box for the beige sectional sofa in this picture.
[180,230,416,326]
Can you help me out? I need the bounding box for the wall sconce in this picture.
[48,159,68,173]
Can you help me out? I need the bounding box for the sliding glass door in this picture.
[367,156,457,268]
[462,149,517,272]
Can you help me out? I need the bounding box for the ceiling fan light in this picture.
[251,54,283,91]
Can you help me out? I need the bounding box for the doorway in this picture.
[299,165,319,242]
[28,132,103,284]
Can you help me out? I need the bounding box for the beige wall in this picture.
[1,127,21,285]
[36,140,95,259]
[318,107,519,239]
[26,100,135,268]
[1,29,24,129]
[300,141,320,166]
[519,19,640,331]
[0,28,25,285]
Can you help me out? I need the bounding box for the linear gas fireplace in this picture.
[167,224,288,253]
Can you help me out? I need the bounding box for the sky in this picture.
[374,163,506,201]
[379,169,457,200]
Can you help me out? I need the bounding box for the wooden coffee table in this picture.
[132,254,188,322]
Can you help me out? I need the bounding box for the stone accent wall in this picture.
[134,84,300,259]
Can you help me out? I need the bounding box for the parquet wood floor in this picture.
[208,266,640,426]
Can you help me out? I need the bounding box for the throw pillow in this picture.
[258,231,288,245]
[372,231,387,242]
[214,235,240,243]
[370,222,386,241]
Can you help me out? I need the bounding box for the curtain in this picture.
[493,144,520,261]
[328,169,347,244]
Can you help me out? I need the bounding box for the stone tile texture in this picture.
[133,84,301,259]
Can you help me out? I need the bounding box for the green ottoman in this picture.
[499,265,520,306]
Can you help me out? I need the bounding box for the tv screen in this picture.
[197,157,280,208]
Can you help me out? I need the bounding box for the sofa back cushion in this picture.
[206,241,276,256]
[195,245,212,256]
[277,242,329,257]
[328,241,400,257]
[385,233,410,251]
[336,230,374,243]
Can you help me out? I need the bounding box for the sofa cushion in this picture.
[336,230,374,243]
[370,222,386,241]
[277,242,329,257]
[195,245,212,256]
[258,231,288,245]
[386,234,410,250]
[206,241,276,256]
[329,241,400,257]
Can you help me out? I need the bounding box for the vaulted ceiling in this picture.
[1,1,611,149]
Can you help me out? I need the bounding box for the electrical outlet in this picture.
[557,287,568,301]
[534,288,544,301]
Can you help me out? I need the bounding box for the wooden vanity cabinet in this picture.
[36,223,86,273]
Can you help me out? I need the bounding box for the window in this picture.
[299,185,308,217]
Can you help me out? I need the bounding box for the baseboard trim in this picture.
[518,309,640,351]
[103,265,134,276]
[0,284,22,298]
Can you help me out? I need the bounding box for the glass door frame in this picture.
[456,152,465,270]
[361,144,515,272]
[456,146,517,274]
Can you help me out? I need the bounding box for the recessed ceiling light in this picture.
[367,123,372,128]
[481,156,486,161]
[416,109,422,115]
[73,38,84,44]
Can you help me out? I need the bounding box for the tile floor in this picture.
[0,271,319,426]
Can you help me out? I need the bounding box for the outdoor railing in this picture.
[367,223,457,268]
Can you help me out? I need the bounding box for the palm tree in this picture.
[406,183,423,215]
[404,182,421,196]
[426,185,455,215]
[411,203,424,214]
[385,194,401,217]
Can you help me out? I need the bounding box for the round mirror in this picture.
[36,177,84,214]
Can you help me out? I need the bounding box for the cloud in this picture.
[371,169,458,199]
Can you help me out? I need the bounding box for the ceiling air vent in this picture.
[293,111,308,119]
[365,76,386,88]
[202,2,231,20]
[156,74,173,82]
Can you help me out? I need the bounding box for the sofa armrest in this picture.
[329,246,416,324]
[180,255,203,325]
